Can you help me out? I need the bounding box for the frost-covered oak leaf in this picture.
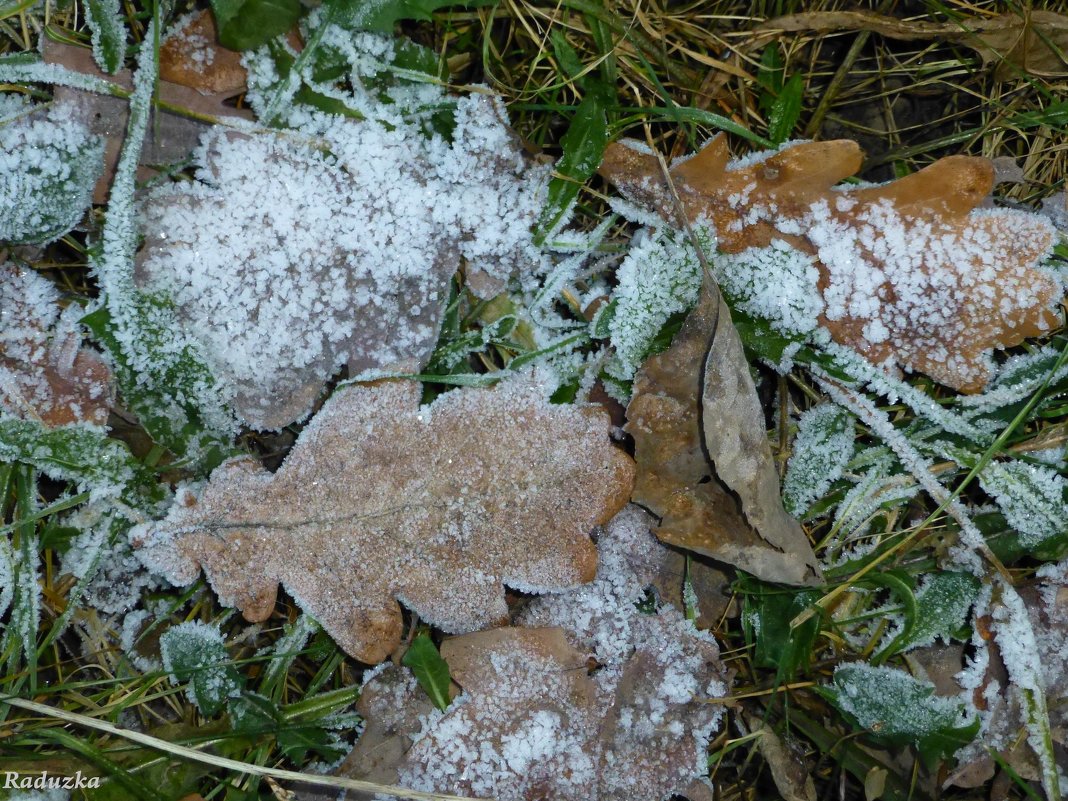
[130,378,634,663]
[137,93,548,429]
[599,136,1063,392]
[0,263,112,427]
[323,506,727,801]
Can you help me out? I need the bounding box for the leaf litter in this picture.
[309,506,728,801]
[2,5,1068,799]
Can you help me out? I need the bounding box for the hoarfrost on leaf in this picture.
[131,376,633,664]
[138,87,549,429]
[0,100,103,244]
[821,663,979,768]
[599,136,1064,393]
[327,506,728,801]
[0,263,112,427]
[606,226,703,382]
[159,620,243,716]
[782,403,855,518]
[978,459,1067,548]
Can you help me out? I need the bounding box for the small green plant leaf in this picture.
[160,621,244,717]
[782,403,855,518]
[535,90,610,242]
[819,663,979,770]
[904,572,980,649]
[767,73,804,145]
[756,44,784,110]
[739,575,822,682]
[979,459,1067,550]
[0,416,163,508]
[402,632,452,711]
[210,0,300,50]
[84,0,127,72]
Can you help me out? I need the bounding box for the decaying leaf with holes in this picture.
[309,505,728,801]
[599,136,1062,393]
[0,263,112,426]
[626,280,821,585]
[130,377,634,664]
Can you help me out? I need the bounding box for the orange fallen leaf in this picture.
[0,263,112,427]
[131,377,633,664]
[159,11,247,96]
[599,136,1062,392]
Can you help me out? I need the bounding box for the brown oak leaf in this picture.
[626,279,821,585]
[159,11,248,96]
[313,506,728,801]
[599,136,1062,392]
[130,377,634,663]
[0,263,112,426]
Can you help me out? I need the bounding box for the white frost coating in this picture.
[159,620,242,712]
[989,579,1062,798]
[359,506,728,801]
[86,26,237,458]
[979,459,1067,548]
[606,227,704,382]
[84,0,127,73]
[781,403,854,518]
[140,53,549,428]
[0,101,103,244]
[0,531,13,620]
[816,374,985,573]
[715,240,824,335]
[831,663,974,737]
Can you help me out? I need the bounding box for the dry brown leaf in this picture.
[760,10,1068,78]
[626,280,821,585]
[43,39,252,203]
[747,715,817,801]
[316,506,728,801]
[159,11,247,95]
[0,263,112,426]
[599,136,1062,393]
[131,377,633,663]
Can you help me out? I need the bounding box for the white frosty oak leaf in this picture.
[130,377,634,663]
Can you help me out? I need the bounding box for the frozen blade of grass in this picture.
[85,23,236,467]
[0,52,126,94]
[259,614,319,697]
[3,466,40,690]
[0,695,490,801]
[84,0,127,73]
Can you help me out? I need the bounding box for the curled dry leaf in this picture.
[599,136,1062,393]
[314,506,728,801]
[131,377,634,664]
[759,10,1068,79]
[626,280,821,585]
[0,263,112,426]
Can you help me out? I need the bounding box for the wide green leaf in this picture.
[402,632,452,711]
[210,0,300,51]
[819,664,979,770]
